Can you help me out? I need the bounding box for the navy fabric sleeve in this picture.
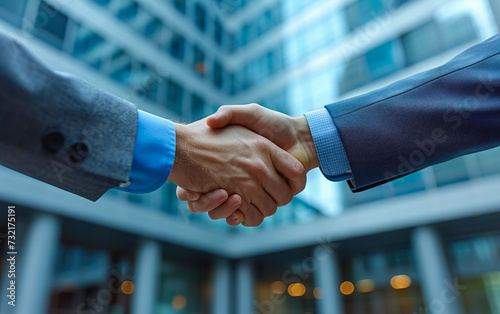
[324,35,500,192]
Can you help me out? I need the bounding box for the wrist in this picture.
[168,123,189,185]
[294,116,320,172]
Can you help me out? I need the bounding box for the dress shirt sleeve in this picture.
[304,108,353,181]
[116,110,176,193]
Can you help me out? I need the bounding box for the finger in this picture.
[252,189,279,218]
[186,189,229,213]
[240,203,264,227]
[226,210,244,226]
[208,194,243,220]
[261,168,294,207]
[176,187,202,202]
[270,146,306,194]
[207,104,263,129]
[290,171,307,195]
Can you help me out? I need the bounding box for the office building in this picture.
[0,0,500,313]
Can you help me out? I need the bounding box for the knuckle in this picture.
[250,137,267,150]
[250,160,268,177]
[248,103,261,110]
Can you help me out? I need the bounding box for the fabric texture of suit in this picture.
[0,32,138,201]
[326,34,500,192]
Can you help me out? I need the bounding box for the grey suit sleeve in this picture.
[0,32,138,201]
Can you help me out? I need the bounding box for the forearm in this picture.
[327,34,500,191]
[0,32,138,201]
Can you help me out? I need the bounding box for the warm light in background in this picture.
[172,295,187,310]
[288,283,306,297]
[340,281,355,295]
[390,275,412,290]
[121,281,134,295]
[356,279,375,293]
[195,62,205,74]
[313,287,322,299]
[270,281,286,295]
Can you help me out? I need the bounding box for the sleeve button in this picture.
[42,131,65,153]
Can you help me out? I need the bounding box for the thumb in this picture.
[207,107,233,129]
[207,104,263,129]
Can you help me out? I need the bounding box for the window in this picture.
[73,26,106,69]
[401,22,443,65]
[34,2,68,49]
[172,0,185,14]
[166,79,183,114]
[449,233,500,314]
[432,157,470,187]
[214,19,223,45]
[344,0,386,31]
[390,171,426,196]
[440,15,477,49]
[144,17,162,38]
[195,3,206,31]
[339,56,370,95]
[109,50,133,84]
[91,0,110,6]
[191,94,205,120]
[476,146,500,177]
[116,0,139,22]
[366,40,403,81]
[155,257,211,313]
[169,33,185,60]
[213,61,223,89]
[133,64,159,102]
[0,0,28,26]
[193,46,205,75]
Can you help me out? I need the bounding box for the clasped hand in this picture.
[168,104,319,227]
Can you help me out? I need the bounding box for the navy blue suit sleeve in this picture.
[325,35,500,192]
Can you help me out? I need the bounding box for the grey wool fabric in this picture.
[0,32,138,201]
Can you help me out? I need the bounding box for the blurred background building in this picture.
[0,0,500,313]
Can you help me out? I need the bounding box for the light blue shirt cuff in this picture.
[305,108,353,181]
[116,110,176,193]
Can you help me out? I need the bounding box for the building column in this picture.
[236,259,254,314]
[488,0,500,31]
[16,213,61,314]
[212,257,231,314]
[314,245,344,314]
[131,239,162,314]
[412,227,464,314]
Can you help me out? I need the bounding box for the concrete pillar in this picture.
[314,245,344,314]
[488,0,500,31]
[236,259,254,314]
[131,239,162,314]
[412,226,464,314]
[212,257,231,314]
[16,213,61,314]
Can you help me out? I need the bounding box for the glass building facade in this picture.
[0,0,500,313]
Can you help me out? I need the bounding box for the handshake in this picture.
[168,104,320,227]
